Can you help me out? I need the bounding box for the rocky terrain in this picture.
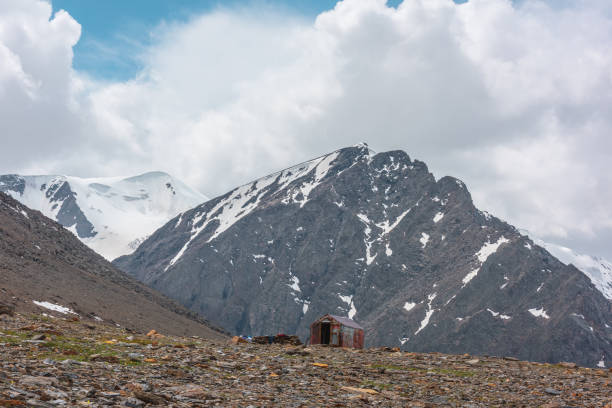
[115,144,612,367]
[0,312,611,407]
[0,172,206,259]
[0,191,224,339]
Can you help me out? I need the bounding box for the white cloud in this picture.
[1,0,612,258]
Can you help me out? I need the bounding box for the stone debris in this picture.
[1,313,611,407]
[0,302,15,316]
[252,334,302,346]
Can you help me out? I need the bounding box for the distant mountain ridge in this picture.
[0,172,206,260]
[115,144,612,367]
[0,191,225,339]
[517,230,612,301]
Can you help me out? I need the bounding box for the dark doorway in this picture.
[321,323,331,344]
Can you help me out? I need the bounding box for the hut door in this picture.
[331,326,339,345]
[321,323,331,344]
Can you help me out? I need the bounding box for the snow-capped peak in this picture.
[0,171,207,260]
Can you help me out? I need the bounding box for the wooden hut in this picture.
[309,314,364,349]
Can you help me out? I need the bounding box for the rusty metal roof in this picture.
[327,315,364,330]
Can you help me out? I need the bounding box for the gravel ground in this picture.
[1,313,611,407]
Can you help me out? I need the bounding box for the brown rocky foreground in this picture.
[1,313,610,407]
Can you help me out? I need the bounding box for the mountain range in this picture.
[112,144,612,367]
[0,172,206,260]
[0,190,225,339]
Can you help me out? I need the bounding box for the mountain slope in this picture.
[114,145,611,367]
[0,172,206,260]
[0,191,225,339]
[534,239,612,301]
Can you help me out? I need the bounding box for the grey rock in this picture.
[20,376,58,386]
[25,399,53,408]
[0,302,15,316]
[115,145,612,367]
[128,353,144,361]
[545,388,562,395]
[124,397,145,408]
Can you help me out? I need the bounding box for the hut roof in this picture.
[326,314,364,330]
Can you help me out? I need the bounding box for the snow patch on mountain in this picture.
[529,308,550,319]
[33,300,77,315]
[462,236,510,287]
[415,293,437,336]
[420,233,430,248]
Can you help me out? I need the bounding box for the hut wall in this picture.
[310,322,321,345]
[353,328,364,349]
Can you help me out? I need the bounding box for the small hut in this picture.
[309,314,364,349]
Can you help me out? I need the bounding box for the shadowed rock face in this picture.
[114,145,612,367]
[0,192,226,340]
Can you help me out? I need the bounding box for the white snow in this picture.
[433,212,444,223]
[33,301,77,315]
[524,242,532,250]
[348,302,357,319]
[419,233,430,249]
[536,282,544,292]
[400,337,409,345]
[597,358,605,368]
[174,213,184,229]
[7,172,206,260]
[487,308,511,320]
[462,236,510,287]
[376,208,412,235]
[286,151,340,208]
[415,293,436,335]
[462,270,479,286]
[93,316,103,322]
[355,205,416,265]
[288,275,301,292]
[252,254,266,260]
[338,294,357,319]
[403,302,416,312]
[167,152,341,268]
[528,308,550,319]
[476,236,510,263]
[338,294,352,305]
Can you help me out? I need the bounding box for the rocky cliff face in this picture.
[0,191,225,339]
[114,145,611,367]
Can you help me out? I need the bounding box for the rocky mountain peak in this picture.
[114,146,611,367]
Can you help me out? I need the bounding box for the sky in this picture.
[0,0,611,259]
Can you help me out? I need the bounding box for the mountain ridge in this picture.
[115,145,611,367]
[0,191,226,339]
[0,171,206,260]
